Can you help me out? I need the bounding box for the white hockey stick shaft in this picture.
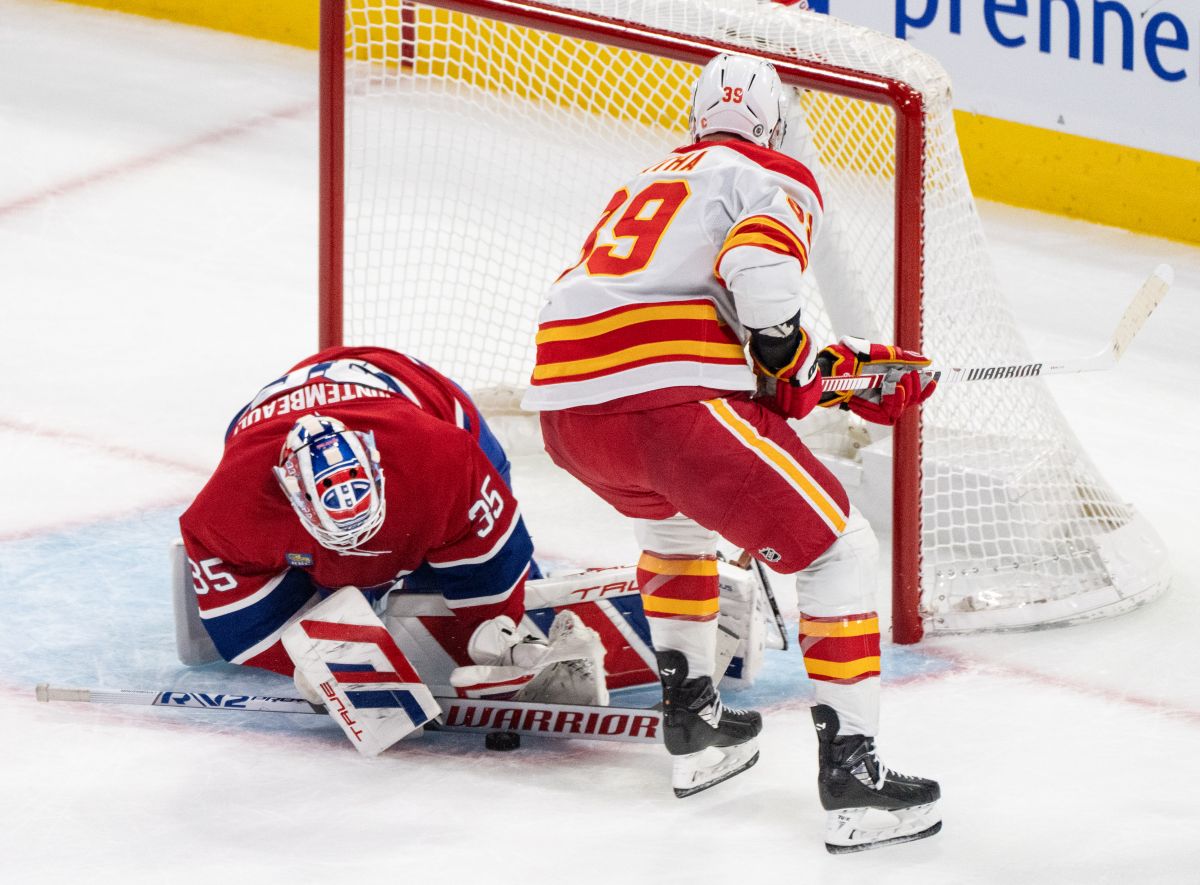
[36,683,322,713]
[35,683,662,744]
[822,264,1173,393]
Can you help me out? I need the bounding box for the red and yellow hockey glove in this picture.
[816,336,937,426]
[752,327,823,421]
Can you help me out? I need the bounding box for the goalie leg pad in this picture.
[448,665,536,700]
[170,540,221,666]
[282,586,441,756]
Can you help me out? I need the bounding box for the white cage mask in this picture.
[272,414,387,555]
[689,53,788,149]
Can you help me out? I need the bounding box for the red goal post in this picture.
[317,0,1169,644]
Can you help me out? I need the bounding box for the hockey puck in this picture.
[485,730,521,751]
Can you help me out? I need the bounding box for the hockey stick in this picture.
[751,559,789,651]
[35,683,661,744]
[821,263,1174,393]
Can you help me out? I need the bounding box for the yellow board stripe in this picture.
[801,617,880,638]
[803,656,882,680]
[638,554,719,577]
[83,6,1200,246]
[703,399,847,534]
[536,303,719,345]
[532,340,746,381]
[641,596,720,617]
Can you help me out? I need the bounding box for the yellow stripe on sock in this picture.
[800,617,880,638]
[638,553,719,577]
[803,656,882,680]
[641,595,720,617]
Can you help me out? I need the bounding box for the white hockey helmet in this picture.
[689,53,788,149]
[272,414,387,554]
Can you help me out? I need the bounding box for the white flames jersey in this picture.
[522,139,823,411]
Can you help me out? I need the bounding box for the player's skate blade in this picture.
[672,739,760,798]
[824,802,941,854]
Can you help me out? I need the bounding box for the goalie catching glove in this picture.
[817,336,937,426]
[450,610,610,706]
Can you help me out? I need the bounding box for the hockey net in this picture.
[318,0,1170,641]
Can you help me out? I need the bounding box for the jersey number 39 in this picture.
[561,179,691,279]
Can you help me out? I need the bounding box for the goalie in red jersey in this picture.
[179,346,608,750]
[522,53,939,852]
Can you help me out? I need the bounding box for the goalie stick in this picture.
[34,683,662,744]
[731,549,789,651]
[822,263,1174,393]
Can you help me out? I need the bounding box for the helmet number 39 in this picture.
[722,86,744,103]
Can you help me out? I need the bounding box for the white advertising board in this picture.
[809,0,1200,162]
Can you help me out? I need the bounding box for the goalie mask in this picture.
[689,53,788,150]
[272,414,387,554]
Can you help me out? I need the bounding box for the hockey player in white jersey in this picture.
[523,54,939,851]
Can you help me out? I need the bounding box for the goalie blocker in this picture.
[281,587,614,755]
[281,586,441,756]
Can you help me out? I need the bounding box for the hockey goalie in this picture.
[176,346,613,754]
[173,345,776,756]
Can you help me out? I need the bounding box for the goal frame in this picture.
[316,0,930,642]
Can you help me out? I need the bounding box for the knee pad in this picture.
[794,509,879,615]
[633,513,718,557]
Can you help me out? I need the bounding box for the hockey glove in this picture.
[751,324,822,421]
[452,611,609,705]
[817,336,937,426]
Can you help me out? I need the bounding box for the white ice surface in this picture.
[2,1,1200,882]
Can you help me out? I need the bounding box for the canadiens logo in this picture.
[310,434,375,530]
[758,547,782,563]
[318,466,373,523]
[286,553,314,567]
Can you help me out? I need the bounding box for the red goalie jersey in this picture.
[179,347,535,676]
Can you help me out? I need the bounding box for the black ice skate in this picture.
[811,704,941,854]
[657,650,761,798]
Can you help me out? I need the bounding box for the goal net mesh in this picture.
[336,0,1169,634]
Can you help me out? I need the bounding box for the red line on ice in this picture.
[0,417,211,476]
[0,101,315,218]
[0,418,211,540]
[0,494,195,542]
[918,645,1200,725]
